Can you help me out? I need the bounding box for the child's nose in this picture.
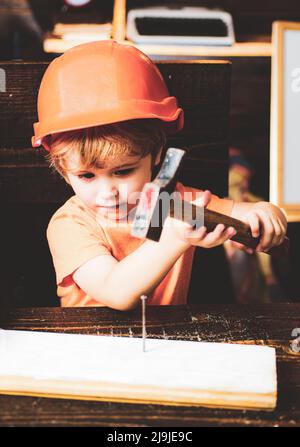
[95,179,118,202]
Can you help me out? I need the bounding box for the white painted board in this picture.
[270,21,300,220]
[0,330,277,409]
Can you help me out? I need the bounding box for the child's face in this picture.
[65,150,161,221]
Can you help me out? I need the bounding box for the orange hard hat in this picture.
[32,40,184,150]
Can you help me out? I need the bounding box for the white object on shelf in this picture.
[64,0,91,6]
[126,7,235,46]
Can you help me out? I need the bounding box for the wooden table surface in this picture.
[0,304,300,427]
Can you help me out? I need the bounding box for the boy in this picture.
[32,41,287,310]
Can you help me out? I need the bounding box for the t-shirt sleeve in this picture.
[176,182,234,216]
[207,194,234,216]
[47,212,110,287]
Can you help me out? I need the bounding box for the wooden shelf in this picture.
[43,0,272,58]
[123,41,272,57]
[44,39,272,57]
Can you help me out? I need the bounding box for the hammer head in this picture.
[131,147,186,241]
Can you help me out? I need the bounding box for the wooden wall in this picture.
[228,57,271,199]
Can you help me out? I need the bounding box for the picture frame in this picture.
[270,21,300,221]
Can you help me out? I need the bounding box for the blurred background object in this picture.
[225,148,289,304]
[126,6,235,46]
[0,0,114,59]
[40,0,114,53]
[64,0,91,6]
[0,0,44,59]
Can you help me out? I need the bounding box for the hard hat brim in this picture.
[32,99,184,149]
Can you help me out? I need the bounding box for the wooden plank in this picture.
[112,0,126,41]
[44,39,272,56]
[0,330,277,410]
[130,42,272,58]
[2,303,300,343]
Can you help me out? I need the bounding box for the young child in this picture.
[32,40,287,310]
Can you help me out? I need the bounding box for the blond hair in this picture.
[44,119,166,179]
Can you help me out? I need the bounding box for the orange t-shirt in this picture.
[46,182,233,307]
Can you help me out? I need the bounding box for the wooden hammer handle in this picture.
[171,200,289,258]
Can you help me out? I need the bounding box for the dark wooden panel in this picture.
[229,57,271,199]
[0,304,300,427]
[178,144,229,193]
[160,61,231,194]
[0,62,47,148]
[158,56,271,199]
[0,166,72,204]
[147,56,270,198]
[0,203,60,308]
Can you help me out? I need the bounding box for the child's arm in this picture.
[73,191,236,311]
[73,235,189,311]
[230,201,287,253]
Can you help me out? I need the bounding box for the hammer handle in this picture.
[171,200,289,258]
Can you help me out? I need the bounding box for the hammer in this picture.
[131,148,289,258]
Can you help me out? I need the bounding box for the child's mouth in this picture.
[98,204,123,210]
[97,203,128,215]
[96,203,136,221]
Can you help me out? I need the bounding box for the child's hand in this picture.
[184,223,237,249]
[161,190,237,250]
[232,202,287,253]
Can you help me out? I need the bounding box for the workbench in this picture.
[0,304,299,427]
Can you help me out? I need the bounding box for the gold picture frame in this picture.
[270,21,300,221]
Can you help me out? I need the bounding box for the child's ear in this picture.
[63,174,71,185]
[154,148,163,166]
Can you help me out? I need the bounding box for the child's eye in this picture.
[114,168,135,177]
[78,173,94,180]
